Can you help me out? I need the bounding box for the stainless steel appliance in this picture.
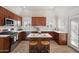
[4,18,17,26]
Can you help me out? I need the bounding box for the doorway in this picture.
[68,15,79,51]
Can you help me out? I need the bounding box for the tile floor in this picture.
[11,41,77,53]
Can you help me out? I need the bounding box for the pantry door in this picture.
[68,16,79,51]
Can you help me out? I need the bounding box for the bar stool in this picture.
[41,41,50,53]
[29,41,38,53]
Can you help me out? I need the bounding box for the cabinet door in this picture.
[49,32,53,40]
[0,37,10,52]
[3,37,10,52]
[18,32,26,41]
[0,16,4,26]
[54,32,59,42]
[59,33,67,45]
[0,7,4,15]
[32,17,46,26]
[0,38,4,52]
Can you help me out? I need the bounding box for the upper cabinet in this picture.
[32,17,46,26]
[0,6,22,26]
[0,15,4,26]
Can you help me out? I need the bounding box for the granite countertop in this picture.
[0,35,10,37]
[27,33,52,38]
[11,30,67,33]
[53,30,67,33]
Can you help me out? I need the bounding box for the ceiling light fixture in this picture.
[23,6,26,8]
[49,6,54,9]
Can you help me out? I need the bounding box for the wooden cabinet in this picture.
[32,17,46,26]
[48,32,54,40]
[0,36,11,53]
[0,6,22,26]
[53,32,67,45]
[59,33,67,44]
[0,15,4,26]
[18,32,26,41]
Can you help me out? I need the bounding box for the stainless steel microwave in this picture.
[4,18,15,26]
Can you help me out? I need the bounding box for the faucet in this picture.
[34,26,41,34]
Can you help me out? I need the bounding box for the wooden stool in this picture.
[41,41,50,45]
[29,41,38,45]
[41,41,50,53]
[29,41,38,53]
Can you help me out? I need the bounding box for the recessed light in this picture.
[23,6,26,8]
[49,6,54,9]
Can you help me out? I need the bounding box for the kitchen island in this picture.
[27,33,52,53]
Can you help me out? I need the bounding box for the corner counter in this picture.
[53,31,68,45]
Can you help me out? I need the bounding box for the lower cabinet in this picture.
[48,32,54,40]
[0,36,11,53]
[53,32,67,45]
[18,31,26,41]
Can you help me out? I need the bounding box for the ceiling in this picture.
[22,6,54,11]
[3,6,79,17]
[3,6,55,17]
